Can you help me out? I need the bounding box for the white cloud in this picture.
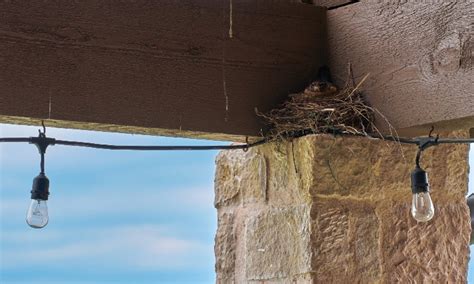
[1,225,213,271]
[0,199,24,213]
[0,228,64,243]
[59,185,215,216]
[0,185,215,220]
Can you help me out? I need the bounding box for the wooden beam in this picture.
[311,0,356,9]
[327,0,473,135]
[2,1,472,140]
[0,115,248,142]
[0,1,327,141]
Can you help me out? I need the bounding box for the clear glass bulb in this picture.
[411,192,434,222]
[26,199,49,228]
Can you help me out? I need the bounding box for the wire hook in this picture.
[427,125,440,142]
[428,125,434,137]
[243,136,249,152]
[415,126,441,168]
[38,120,46,137]
[42,121,46,134]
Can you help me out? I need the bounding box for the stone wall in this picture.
[214,134,470,283]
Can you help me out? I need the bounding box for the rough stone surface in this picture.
[215,212,237,282]
[311,198,381,282]
[378,202,470,283]
[214,133,470,283]
[215,150,267,208]
[245,206,312,281]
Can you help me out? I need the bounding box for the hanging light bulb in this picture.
[26,123,53,229]
[411,166,434,222]
[26,173,50,228]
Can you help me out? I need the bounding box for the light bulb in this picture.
[26,199,49,228]
[411,166,434,222]
[411,191,434,222]
[26,173,50,229]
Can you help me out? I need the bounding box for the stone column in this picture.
[214,134,470,283]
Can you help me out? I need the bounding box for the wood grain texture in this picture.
[311,0,355,9]
[0,0,327,140]
[0,115,253,143]
[327,0,473,135]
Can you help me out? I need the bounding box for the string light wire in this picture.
[2,124,473,227]
[0,132,473,151]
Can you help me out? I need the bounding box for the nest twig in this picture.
[256,74,382,141]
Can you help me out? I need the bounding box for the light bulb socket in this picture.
[31,173,50,200]
[411,167,429,194]
[29,136,55,155]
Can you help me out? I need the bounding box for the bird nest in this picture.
[256,74,381,141]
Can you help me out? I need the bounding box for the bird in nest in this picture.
[289,65,338,102]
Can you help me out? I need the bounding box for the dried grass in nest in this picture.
[256,74,383,141]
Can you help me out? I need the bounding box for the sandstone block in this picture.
[215,212,236,282]
[311,198,381,282]
[215,150,267,208]
[378,202,470,283]
[244,205,312,281]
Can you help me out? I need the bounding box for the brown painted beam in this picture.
[0,1,327,141]
[327,0,473,135]
[2,1,472,141]
[311,0,356,9]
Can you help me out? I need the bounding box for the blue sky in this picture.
[1,123,473,283]
[0,123,223,283]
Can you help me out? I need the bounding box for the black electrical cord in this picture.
[0,136,266,151]
[40,152,45,174]
[0,137,31,143]
[54,138,266,151]
[0,131,473,151]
